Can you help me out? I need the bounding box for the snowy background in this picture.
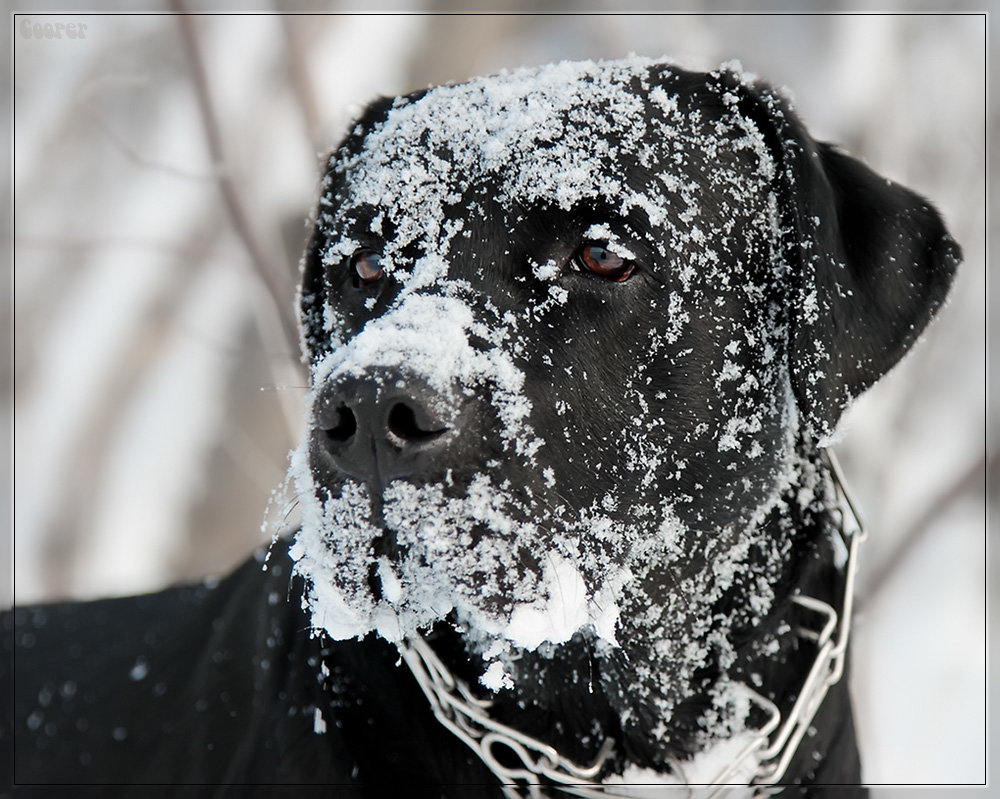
[10,9,988,792]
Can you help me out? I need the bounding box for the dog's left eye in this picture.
[351,250,384,287]
[576,243,635,282]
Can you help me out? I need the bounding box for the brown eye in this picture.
[351,250,384,287]
[577,243,635,282]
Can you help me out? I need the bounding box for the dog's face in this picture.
[289,58,958,690]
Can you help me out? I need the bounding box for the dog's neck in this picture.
[430,449,843,779]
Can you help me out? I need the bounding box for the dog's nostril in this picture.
[387,402,447,443]
[323,405,358,443]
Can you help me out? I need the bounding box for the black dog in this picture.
[6,57,959,796]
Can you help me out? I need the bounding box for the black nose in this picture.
[313,371,454,487]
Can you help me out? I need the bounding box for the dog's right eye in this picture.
[350,250,384,288]
[575,242,635,282]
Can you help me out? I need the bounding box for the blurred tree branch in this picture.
[88,110,217,182]
[172,5,301,360]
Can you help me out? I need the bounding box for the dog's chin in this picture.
[288,448,684,659]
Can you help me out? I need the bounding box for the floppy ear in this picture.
[730,75,961,441]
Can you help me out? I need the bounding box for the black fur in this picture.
[5,60,959,795]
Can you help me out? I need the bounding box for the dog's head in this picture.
[289,58,958,683]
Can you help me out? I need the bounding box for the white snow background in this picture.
[10,9,988,793]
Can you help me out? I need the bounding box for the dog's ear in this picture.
[722,71,961,442]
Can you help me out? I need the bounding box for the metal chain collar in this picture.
[397,451,866,798]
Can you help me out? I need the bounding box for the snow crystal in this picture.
[313,707,327,735]
[128,658,148,682]
[531,258,561,282]
[376,557,403,604]
[480,660,513,692]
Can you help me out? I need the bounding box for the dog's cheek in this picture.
[521,345,649,504]
[622,334,793,533]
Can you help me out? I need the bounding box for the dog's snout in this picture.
[315,372,455,485]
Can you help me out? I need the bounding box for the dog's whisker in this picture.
[280,498,300,524]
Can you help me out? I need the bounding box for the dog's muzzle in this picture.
[313,368,460,488]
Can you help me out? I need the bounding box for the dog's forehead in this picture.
[322,57,774,261]
[336,60,648,212]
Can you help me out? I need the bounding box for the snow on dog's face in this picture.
[289,57,803,668]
